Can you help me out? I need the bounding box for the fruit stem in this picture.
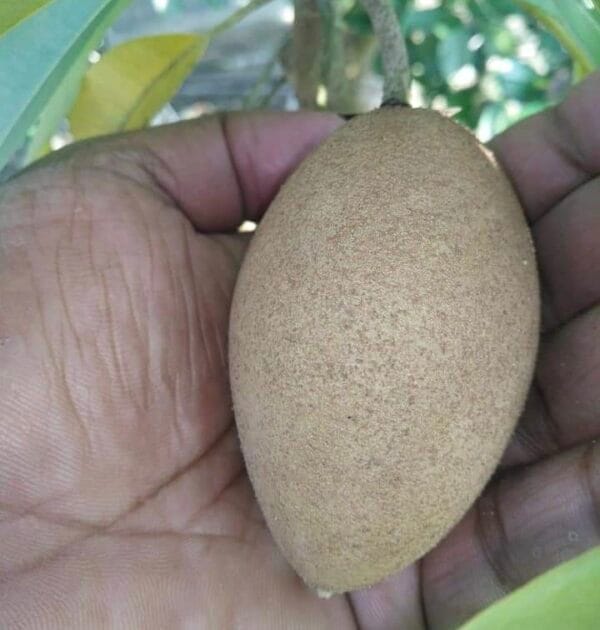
[359,0,410,105]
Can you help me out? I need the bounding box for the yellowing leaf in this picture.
[515,0,600,77]
[69,34,208,140]
[0,0,54,35]
[460,547,600,630]
[572,60,588,84]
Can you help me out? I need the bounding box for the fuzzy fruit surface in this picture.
[229,108,540,593]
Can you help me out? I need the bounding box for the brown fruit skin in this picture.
[229,108,540,594]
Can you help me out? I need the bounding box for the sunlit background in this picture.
[92,0,572,143]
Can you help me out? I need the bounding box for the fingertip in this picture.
[130,110,344,232]
[223,110,344,221]
[490,70,600,224]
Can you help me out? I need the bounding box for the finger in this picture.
[532,177,600,331]
[503,305,600,467]
[491,71,600,224]
[109,111,343,232]
[421,440,600,628]
[349,566,425,630]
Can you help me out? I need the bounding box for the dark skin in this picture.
[0,71,599,628]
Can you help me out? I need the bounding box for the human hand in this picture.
[352,73,600,629]
[0,73,598,629]
[0,111,355,628]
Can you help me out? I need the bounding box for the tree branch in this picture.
[360,0,410,104]
[293,0,324,107]
[243,35,290,108]
[320,0,345,109]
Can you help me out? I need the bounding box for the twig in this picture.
[320,0,345,108]
[293,0,324,107]
[243,35,290,108]
[359,0,410,104]
[261,76,286,106]
[208,0,275,38]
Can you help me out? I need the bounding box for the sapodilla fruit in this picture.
[229,106,540,594]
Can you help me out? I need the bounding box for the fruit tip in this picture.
[380,98,411,109]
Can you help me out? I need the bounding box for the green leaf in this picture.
[403,7,448,33]
[537,28,571,67]
[0,0,131,171]
[0,0,54,35]
[24,51,90,163]
[514,0,600,75]
[468,0,518,22]
[573,60,588,83]
[476,102,508,141]
[487,27,520,56]
[447,86,481,128]
[496,59,541,99]
[518,99,549,119]
[437,28,474,81]
[460,547,600,630]
[343,3,373,35]
[69,34,209,140]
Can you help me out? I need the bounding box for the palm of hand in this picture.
[1,77,599,629]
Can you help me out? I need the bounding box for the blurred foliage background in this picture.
[1,0,599,178]
[348,0,572,139]
[106,0,575,143]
